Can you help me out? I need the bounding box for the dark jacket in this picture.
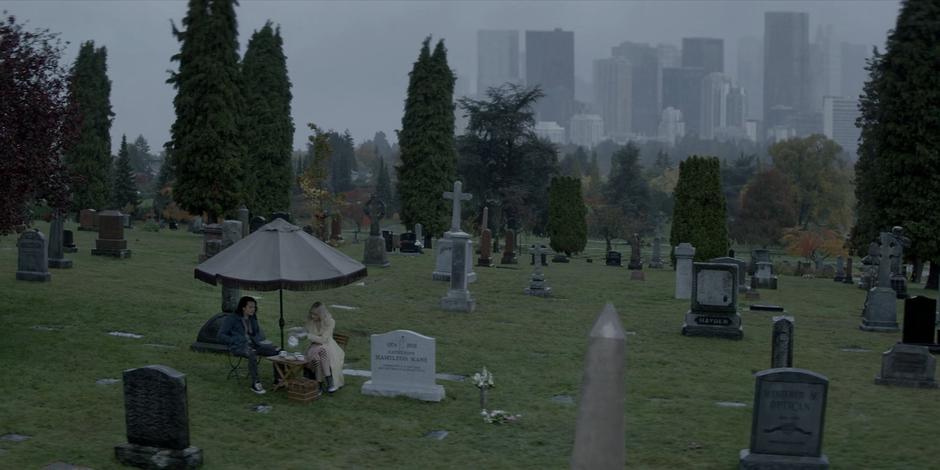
[218,313,266,353]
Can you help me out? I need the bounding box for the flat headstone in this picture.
[551,395,575,405]
[329,304,358,311]
[249,404,273,413]
[361,330,445,401]
[740,368,830,469]
[750,304,784,312]
[144,344,178,350]
[435,373,466,382]
[715,401,747,408]
[96,378,120,385]
[0,433,31,442]
[424,430,448,441]
[42,462,93,470]
[109,331,143,339]
[31,325,63,331]
[840,347,871,353]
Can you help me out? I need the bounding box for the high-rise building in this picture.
[840,42,869,101]
[700,72,731,140]
[657,43,681,68]
[737,37,763,121]
[611,41,661,136]
[658,107,685,146]
[823,96,860,160]
[526,28,575,127]
[534,121,566,145]
[592,57,632,140]
[662,66,706,136]
[477,30,520,95]
[808,25,839,113]
[764,12,810,132]
[726,86,747,130]
[569,114,604,149]
[682,37,724,74]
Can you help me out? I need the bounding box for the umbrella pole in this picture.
[279,288,285,349]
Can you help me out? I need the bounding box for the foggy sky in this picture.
[2,0,901,154]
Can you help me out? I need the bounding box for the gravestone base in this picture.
[16,271,51,282]
[890,276,908,299]
[476,256,493,267]
[48,258,73,269]
[500,254,517,264]
[114,443,203,469]
[841,275,854,285]
[751,277,778,290]
[64,246,78,253]
[91,248,132,258]
[859,288,899,332]
[630,270,645,281]
[739,449,829,469]
[682,311,743,340]
[441,290,476,313]
[361,380,445,402]
[874,344,938,389]
[648,260,664,269]
[363,237,390,267]
[628,261,643,270]
[552,254,569,263]
[875,375,939,389]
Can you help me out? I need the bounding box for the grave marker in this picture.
[361,330,445,401]
[681,262,743,340]
[674,243,695,300]
[91,211,131,258]
[16,230,51,282]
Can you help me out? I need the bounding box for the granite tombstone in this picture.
[16,230,51,282]
[361,330,445,401]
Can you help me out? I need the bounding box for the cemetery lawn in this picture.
[2,222,938,469]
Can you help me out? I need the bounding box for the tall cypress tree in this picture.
[110,134,139,210]
[64,41,113,213]
[670,155,729,262]
[548,176,587,256]
[167,0,245,222]
[852,0,940,268]
[242,21,293,216]
[396,37,456,235]
[375,157,394,213]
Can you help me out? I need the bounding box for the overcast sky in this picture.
[3,0,901,153]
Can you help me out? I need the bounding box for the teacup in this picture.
[278,350,289,358]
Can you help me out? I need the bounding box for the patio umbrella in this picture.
[194,218,367,347]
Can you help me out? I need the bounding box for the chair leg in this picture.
[228,354,244,380]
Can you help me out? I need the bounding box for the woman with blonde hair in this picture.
[303,302,344,393]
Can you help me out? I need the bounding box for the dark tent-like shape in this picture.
[195,218,367,346]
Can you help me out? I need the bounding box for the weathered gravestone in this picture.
[681,262,743,340]
[478,227,494,267]
[91,211,132,258]
[330,215,343,245]
[198,224,222,262]
[901,296,940,352]
[833,256,845,282]
[842,257,854,285]
[751,261,778,290]
[399,232,421,254]
[711,256,749,292]
[440,230,476,312]
[874,343,938,389]
[63,229,77,253]
[749,249,771,276]
[362,195,390,267]
[78,209,97,231]
[628,233,643,270]
[648,237,665,269]
[414,223,423,246]
[887,226,910,299]
[361,330,445,401]
[500,229,517,264]
[674,243,696,300]
[115,365,202,469]
[47,214,73,269]
[860,231,900,332]
[524,244,552,297]
[236,206,249,238]
[605,251,622,267]
[571,304,625,470]
[433,182,476,282]
[381,230,394,252]
[771,316,795,368]
[739,368,830,469]
[188,216,203,234]
[16,230,51,282]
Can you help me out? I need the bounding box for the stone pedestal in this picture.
[432,235,476,282]
[739,449,829,469]
[92,210,131,258]
[363,236,390,267]
[860,287,899,332]
[47,216,72,269]
[440,232,475,312]
[682,311,743,339]
[524,273,552,297]
[681,262,743,340]
[674,243,695,300]
[115,444,203,469]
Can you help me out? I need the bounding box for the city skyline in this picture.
[2,0,900,152]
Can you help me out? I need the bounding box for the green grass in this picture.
[1,222,937,469]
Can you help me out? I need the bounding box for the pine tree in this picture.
[110,135,140,210]
[242,21,293,217]
[585,152,602,199]
[548,176,587,256]
[603,143,650,227]
[328,130,355,193]
[852,0,940,267]
[167,0,245,222]
[375,157,394,214]
[670,155,729,262]
[396,36,457,235]
[127,134,154,175]
[64,41,113,213]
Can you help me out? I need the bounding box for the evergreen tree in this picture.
[731,169,798,245]
[242,21,293,216]
[64,41,113,213]
[110,134,140,210]
[328,130,355,193]
[375,157,394,214]
[852,0,940,267]
[585,152,602,200]
[669,155,729,262]
[167,0,245,222]
[127,134,154,175]
[548,176,587,256]
[396,37,457,235]
[603,143,650,228]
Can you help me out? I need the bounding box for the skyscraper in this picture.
[611,41,661,136]
[657,43,681,68]
[682,37,724,74]
[737,37,763,121]
[525,28,575,126]
[477,30,520,95]
[764,12,810,131]
[662,66,706,136]
[808,25,839,113]
[593,57,632,140]
[840,42,869,102]
[700,72,732,140]
[823,96,860,160]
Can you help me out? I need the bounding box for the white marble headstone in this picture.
[361,330,445,402]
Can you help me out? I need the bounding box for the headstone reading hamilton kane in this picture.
[91,211,132,258]
[16,230,51,282]
[681,262,743,340]
[115,365,202,469]
[739,368,830,469]
[674,243,696,300]
[361,330,445,401]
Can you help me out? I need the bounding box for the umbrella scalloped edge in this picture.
[194,267,368,292]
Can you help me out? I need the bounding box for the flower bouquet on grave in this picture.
[480,409,522,424]
[471,367,495,409]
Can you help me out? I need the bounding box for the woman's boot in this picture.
[325,375,338,393]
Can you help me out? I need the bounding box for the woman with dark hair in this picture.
[302,302,344,393]
[218,296,280,394]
